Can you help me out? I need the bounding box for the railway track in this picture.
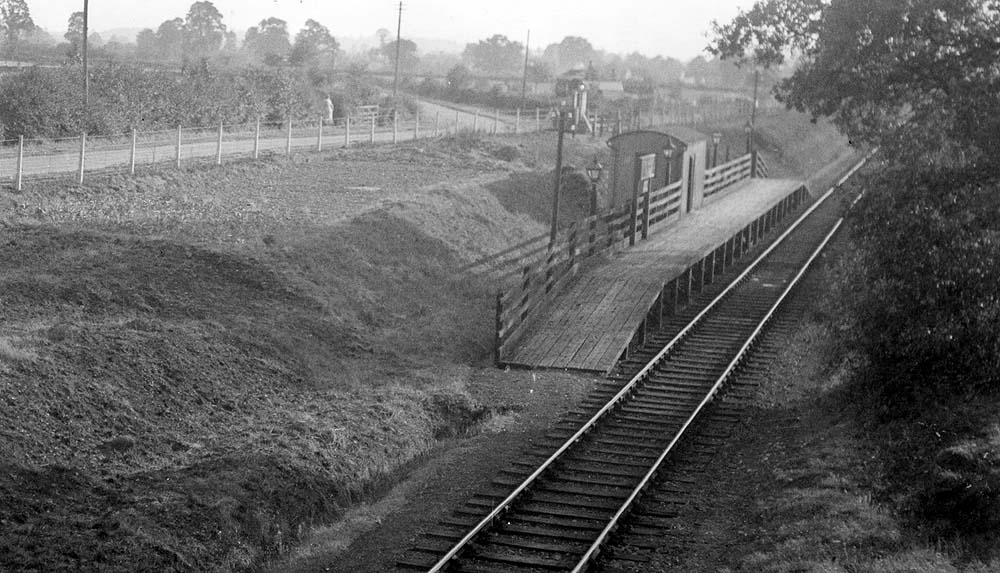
[399,155,872,573]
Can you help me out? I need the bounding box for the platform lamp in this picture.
[711,132,722,168]
[744,120,753,155]
[586,157,603,218]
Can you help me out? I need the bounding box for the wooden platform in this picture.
[501,178,806,373]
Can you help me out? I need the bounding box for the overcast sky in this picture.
[32,0,757,61]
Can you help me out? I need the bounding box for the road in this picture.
[0,100,541,187]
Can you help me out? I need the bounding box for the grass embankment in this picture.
[0,132,611,571]
[0,113,853,571]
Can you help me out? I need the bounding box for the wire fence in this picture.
[0,98,770,190]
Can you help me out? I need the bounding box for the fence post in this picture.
[15,135,23,192]
[434,111,440,137]
[316,117,323,152]
[77,133,86,185]
[536,107,541,132]
[642,189,650,240]
[494,291,503,365]
[216,122,224,165]
[473,109,479,133]
[414,109,420,140]
[515,109,521,134]
[751,150,759,178]
[253,118,261,159]
[345,115,351,147]
[370,114,376,143]
[493,108,499,134]
[455,109,460,132]
[175,125,182,169]
[286,119,293,157]
[392,110,398,144]
[129,128,137,175]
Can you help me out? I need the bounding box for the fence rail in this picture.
[704,153,754,199]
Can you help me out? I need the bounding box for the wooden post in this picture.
[455,109,460,133]
[493,108,499,134]
[345,115,351,147]
[175,125,182,169]
[370,114,376,143]
[434,111,440,137]
[286,119,293,157]
[77,133,86,185]
[473,109,479,133]
[536,107,541,132]
[414,109,420,140]
[216,122,224,165]
[392,109,398,144]
[15,135,23,192]
[515,109,521,134]
[494,291,504,365]
[253,119,261,159]
[316,117,323,152]
[129,128,137,175]
[641,189,651,240]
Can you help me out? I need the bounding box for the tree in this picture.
[381,38,418,73]
[544,36,595,73]
[183,1,226,60]
[0,0,35,50]
[463,34,524,77]
[65,11,84,45]
[136,28,157,59]
[290,19,339,68]
[376,28,390,46]
[446,63,472,91]
[709,0,1000,163]
[524,61,552,82]
[154,17,185,61]
[244,17,291,66]
[64,10,84,61]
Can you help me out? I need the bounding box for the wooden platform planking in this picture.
[501,177,806,373]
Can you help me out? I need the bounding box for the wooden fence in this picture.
[490,152,767,363]
[704,153,754,200]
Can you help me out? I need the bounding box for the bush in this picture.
[840,163,1000,409]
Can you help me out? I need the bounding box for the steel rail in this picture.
[570,217,845,572]
[426,151,874,573]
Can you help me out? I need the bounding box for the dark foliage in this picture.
[842,164,1000,409]
[0,62,321,139]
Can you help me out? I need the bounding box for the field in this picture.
[0,114,867,571]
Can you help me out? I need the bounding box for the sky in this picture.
[31,0,758,61]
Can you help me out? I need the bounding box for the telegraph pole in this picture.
[392,1,403,102]
[83,0,89,110]
[520,30,530,110]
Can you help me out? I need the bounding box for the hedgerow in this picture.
[0,62,323,139]
[838,163,1000,410]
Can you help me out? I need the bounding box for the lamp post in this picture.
[585,157,603,255]
[711,132,722,168]
[744,120,753,155]
[663,144,675,187]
